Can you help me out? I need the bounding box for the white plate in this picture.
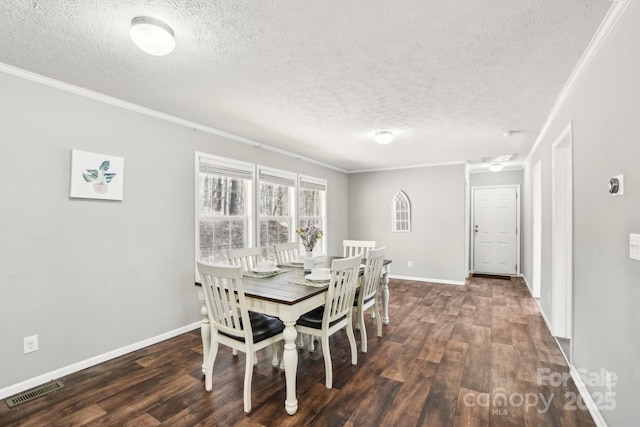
[253,267,278,273]
[305,273,330,282]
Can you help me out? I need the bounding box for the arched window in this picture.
[392,190,411,232]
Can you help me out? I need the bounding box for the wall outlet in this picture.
[24,335,38,354]
[407,261,412,268]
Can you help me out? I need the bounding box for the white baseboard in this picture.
[526,283,609,426]
[389,274,465,286]
[570,365,609,427]
[0,322,201,401]
[520,274,533,293]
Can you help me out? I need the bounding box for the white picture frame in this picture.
[69,149,124,200]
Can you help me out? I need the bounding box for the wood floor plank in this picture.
[418,340,469,426]
[459,325,491,393]
[453,386,489,427]
[379,358,438,426]
[1,277,597,427]
[344,374,403,426]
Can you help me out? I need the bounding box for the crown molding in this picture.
[524,1,630,167]
[349,160,466,174]
[0,62,348,174]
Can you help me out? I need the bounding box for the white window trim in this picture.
[194,154,329,276]
[194,152,255,278]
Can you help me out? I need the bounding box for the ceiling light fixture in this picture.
[374,131,393,145]
[129,16,176,56]
[489,163,504,172]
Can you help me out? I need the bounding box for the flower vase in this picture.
[304,251,314,272]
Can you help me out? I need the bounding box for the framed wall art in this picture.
[69,149,124,200]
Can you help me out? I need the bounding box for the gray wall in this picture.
[0,71,349,391]
[470,169,523,188]
[521,2,640,424]
[348,164,466,283]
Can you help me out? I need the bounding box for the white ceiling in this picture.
[0,1,611,172]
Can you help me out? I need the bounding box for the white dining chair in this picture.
[296,255,362,389]
[342,240,376,258]
[227,247,261,272]
[354,246,386,353]
[274,241,301,265]
[197,262,285,413]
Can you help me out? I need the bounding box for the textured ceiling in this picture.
[0,0,611,172]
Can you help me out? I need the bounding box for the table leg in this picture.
[283,321,299,415]
[381,265,390,325]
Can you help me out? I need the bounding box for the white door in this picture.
[473,187,518,275]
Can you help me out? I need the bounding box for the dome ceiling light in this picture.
[374,130,394,145]
[129,16,176,56]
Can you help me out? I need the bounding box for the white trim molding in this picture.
[570,365,610,427]
[525,1,630,165]
[0,322,201,401]
[389,274,466,286]
[0,62,347,174]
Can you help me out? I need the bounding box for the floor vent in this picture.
[5,381,64,408]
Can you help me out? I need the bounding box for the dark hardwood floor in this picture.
[0,277,596,426]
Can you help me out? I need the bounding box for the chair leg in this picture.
[346,318,358,366]
[321,333,332,389]
[232,348,238,356]
[244,350,254,413]
[253,351,258,366]
[374,301,383,337]
[204,340,219,392]
[359,305,368,353]
[309,334,315,352]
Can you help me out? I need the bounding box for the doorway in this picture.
[472,186,519,275]
[551,124,573,360]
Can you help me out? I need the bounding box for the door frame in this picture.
[532,161,542,298]
[551,123,573,342]
[470,185,521,276]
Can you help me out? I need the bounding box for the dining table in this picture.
[194,255,392,415]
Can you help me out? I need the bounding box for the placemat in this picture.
[278,262,304,269]
[242,268,292,279]
[289,277,330,288]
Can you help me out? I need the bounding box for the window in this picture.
[258,167,296,261]
[195,154,329,267]
[196,153,254,265]
[392,190,411,232]
[298,175,327,255]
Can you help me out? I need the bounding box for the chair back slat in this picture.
[274,241,301,265]
[227,247,261,272]
[361,246,386,301]
[342,240,376,258]
[197,262,252,343]
[324,255,362,326]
